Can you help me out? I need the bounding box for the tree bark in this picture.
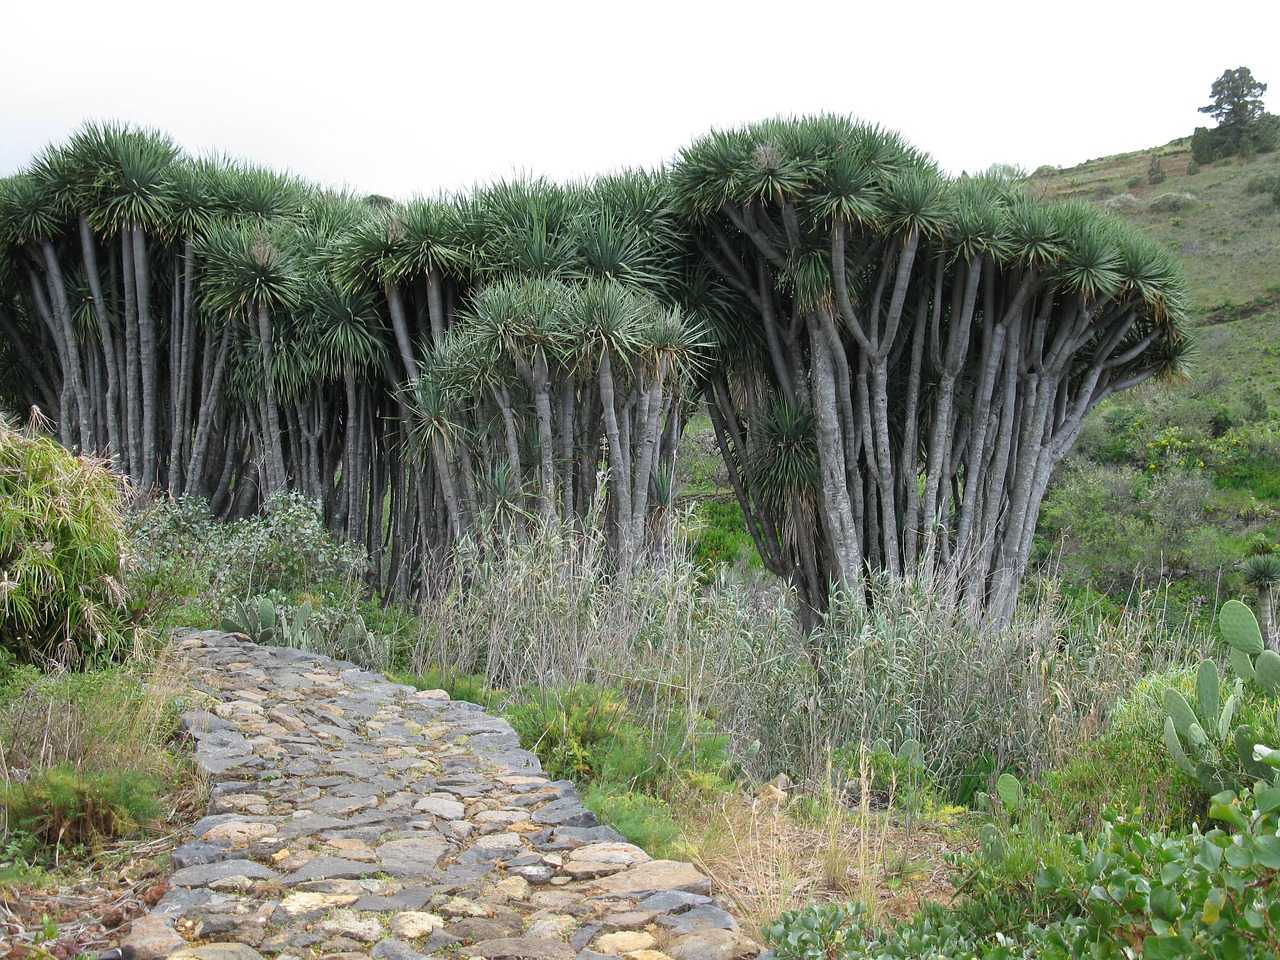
[131,224,159,495]
[255,303,289,492]
[807,307,861,592]
[79,214,122,465]
[598,350,633,572]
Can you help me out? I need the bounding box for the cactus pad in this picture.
[1256,650,1280,695]
[1220,599,1264,655]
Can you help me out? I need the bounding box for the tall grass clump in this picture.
[0,421,134,666]
[725,571,1203,795]
[0,652,185,778]
[408,517,1193,803]
[410,519,791,772]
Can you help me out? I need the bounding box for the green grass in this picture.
[676,413,727,496]
[0,651,190,876]
[1,765,161,861]
[688,498,763,572]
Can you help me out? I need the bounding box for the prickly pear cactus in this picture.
[1163,599,1280,790]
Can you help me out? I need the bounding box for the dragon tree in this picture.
[671,116,1190,624]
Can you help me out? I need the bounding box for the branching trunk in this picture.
[807,308,861,591]
[598,350,633,572]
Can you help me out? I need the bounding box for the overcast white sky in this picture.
[3,1,1278,200]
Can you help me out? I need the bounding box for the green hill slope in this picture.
[1030,141,1280,613]
[1034,141,1280,318]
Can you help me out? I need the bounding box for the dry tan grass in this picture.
[0,639,191,784]
[677,787,965,940]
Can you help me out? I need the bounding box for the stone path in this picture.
[121,631,761,960]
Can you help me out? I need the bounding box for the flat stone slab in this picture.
[414,795,466,819]
[352,888,433,911]
[371,939,433,960]
[274,890,360,922]
[281,856,376,884]
[591,861,713,898]
[658,905,740,934]
[667,929,761,960]
[376,836,453,876]
[121,914,187,960]
[468,938,577,960]
[168,859,278,887]
[171,947,265,960]
[532,797,599,828]
[170,839,233,868]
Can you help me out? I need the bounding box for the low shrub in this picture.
[1036,457,1264,604]
[1102,193,1140,212]
[581,786,682,858]
[123,495,220,628]
[217,491,368,600]
[128,491,369,617]
[506,684,636,784]
[1033,665,1204,834]
[1148,191,1199,213]
[505,681,733,795]
[688,499,760,573]
[1147,155,1166,185]
[1028,786,1280,958]
[130,493,390,663]
[766,900,1011,960]
[1245,173,1280,206]
[1034,724,1202,835]
[764,782,1280,959]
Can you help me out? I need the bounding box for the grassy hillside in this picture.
[1033,140,1280,320]
[1030,142,1280,612]
[1035,141,1280,413]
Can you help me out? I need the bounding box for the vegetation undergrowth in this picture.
[763,595,1280,958]
[1,624,194,882]
[211,506,1197,934]
[13,442,1249,949]
[0,418,197,928]
[765,772,1280,959]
